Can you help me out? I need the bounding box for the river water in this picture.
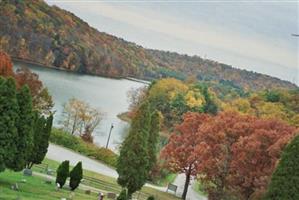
[14,62,146,152]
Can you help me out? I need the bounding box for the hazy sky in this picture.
[46,0,299,85]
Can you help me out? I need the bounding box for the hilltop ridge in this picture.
[0,0,296,90]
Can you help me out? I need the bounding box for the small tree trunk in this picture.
[27,162,34,169]
[127,192,132,200]
[71,115,77,135]
[182,166,192,200]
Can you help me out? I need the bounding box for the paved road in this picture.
[46,143,118,178]
[173,174,207,200]
[46,143,207,199]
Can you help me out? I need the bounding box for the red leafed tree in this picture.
[0,51,14,77]
[161,112,211,200]
[0,51,53,114]
[194,111,297,200]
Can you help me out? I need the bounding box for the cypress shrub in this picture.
[56,160,69,188]
[117,189,127,200]
[263,135,299,200]
[69,161,83,191]
[147,195,155,200]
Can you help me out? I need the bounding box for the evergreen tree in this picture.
[117,102,151,199]
[0,78,18,172]
[147,110,161,172]
[147,196,155,200]
[117,189,127,200]
[69,161,83,191]
[9,85,34,171]
[56,160,69,188]
[263,135,299,200]
[202,85,218,115]
[27,114,53,168]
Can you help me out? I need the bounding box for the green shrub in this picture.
[263,135,299,200]
[147,195,155,200]
[69,161,83,191]
[50,128,80,148]
[56,160,69,188]
[117,189,127,200]
[50,128,118,167]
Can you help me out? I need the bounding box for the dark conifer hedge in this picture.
[56,160,69,188]
[69,161,83,191]
[264,135,299,200]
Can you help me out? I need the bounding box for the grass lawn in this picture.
[34,158,180,200]
[0,170,98,200]
[153,173,177,187]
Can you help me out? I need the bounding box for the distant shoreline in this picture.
[12,57,151,85]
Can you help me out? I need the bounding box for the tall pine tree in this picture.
[147,110,161,172]
[202,85,218,115]
[9,85,34,171]
[263,135,299,200]
[27,114,53,168]
[117,102,151,199]
[0,78,18,172]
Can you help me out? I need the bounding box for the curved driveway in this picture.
[46,143,118,178]
[46,143,206,200]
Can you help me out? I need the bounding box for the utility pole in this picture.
[105,123,114,149]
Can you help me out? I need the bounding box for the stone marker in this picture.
[11,183,19,191]
[46,168,53,175]
[23,168,32,176]
[107,192,117,199]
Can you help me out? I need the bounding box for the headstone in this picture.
[11,183,19,191]
[46,168,53,175]
[107,193,116,199]
[23,168,32,176]
[85,190,91,195]
[166,183,178,194]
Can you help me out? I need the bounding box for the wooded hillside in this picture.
[0,0,296,90]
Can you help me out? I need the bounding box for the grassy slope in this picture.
[0,170,97,200]
[36,158,180,200]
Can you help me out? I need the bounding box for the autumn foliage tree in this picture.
[162,111,297,200]
[199,112,297,200]
[15,67,54,115]
[0,50,53,115]
[0,51,14,77]
[60,98,104,142]
[161,112,211,200]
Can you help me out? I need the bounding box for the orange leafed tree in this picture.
[0,51,14,77]
[194,111,297,200]
[161,112,211,200]
[0,51,53,114]
[162,111,297,200]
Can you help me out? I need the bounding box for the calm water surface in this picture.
[14,62,146,152]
